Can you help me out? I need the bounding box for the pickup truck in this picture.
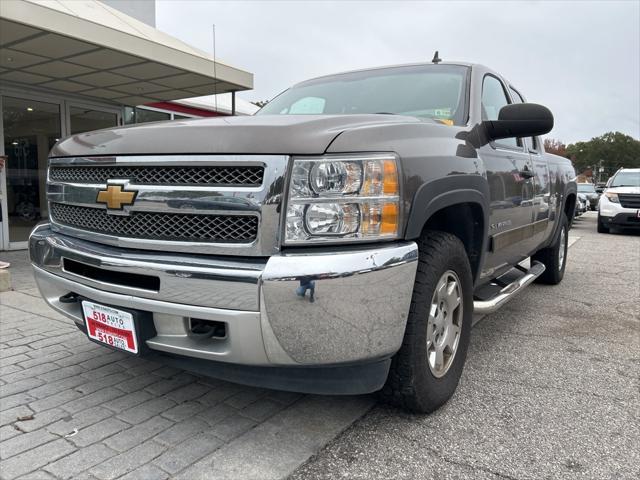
[29,61,577,413]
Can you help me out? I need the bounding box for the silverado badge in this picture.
[96,182,137,210]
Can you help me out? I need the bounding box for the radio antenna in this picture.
[212,24,218,113]
[432,50,442,64]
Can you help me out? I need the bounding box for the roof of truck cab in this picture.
[293,61,478,86]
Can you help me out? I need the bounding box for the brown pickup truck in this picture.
[30,61,576,412]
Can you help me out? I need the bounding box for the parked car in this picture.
[30,61,576,413]
[577,183,600,210]
[597,167,640,233]
[595,182,607,194]
[576,193,588,216]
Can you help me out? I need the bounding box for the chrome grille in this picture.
[50,165,264,186]
[47,155,288,256]
[618,194,640,209]
[50,203,258,243]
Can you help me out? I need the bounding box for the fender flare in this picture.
[405,175,490,281]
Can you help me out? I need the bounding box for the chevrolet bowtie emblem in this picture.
[96,183,137,210]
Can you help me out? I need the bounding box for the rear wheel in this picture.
[597,213,610,233]
[380,231,473,414]
[532,213,569,285]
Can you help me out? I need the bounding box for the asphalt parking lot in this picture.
[1,211,638,479]
[291,212,640,479]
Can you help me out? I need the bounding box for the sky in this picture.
[156,0,640,145]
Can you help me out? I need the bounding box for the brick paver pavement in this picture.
[0,255,371,479]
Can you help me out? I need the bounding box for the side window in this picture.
[482,76,519,149]
[508,86,538,152]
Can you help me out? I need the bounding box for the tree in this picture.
[543,138,567,157]
[566,132,640,179]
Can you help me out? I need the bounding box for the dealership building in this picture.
[0,0,256,250]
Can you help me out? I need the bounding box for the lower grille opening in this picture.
[188,318,227,339]
[63,258,160,292]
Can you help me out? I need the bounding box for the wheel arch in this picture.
[405,176,490,285]
[564,192,576,226]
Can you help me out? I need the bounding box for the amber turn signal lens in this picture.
[381,202,399,235]
[383,160,399,195]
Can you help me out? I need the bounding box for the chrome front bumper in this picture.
[29,224,418,369]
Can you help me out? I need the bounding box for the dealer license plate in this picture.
[82,301,139,354]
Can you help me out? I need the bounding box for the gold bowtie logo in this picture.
[96,184,137,210]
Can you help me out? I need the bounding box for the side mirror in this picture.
[484,103,554,142]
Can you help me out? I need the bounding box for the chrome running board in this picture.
[473,261,546,315]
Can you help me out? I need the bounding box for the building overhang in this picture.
[0,0,253,105]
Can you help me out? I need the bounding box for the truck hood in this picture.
[50,114,423,158]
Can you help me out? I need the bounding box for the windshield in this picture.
[610,171,640,187]
[257,64,469,125]
[577,184,596,193]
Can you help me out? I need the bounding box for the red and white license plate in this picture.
[82,301,138,354]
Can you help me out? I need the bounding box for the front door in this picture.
[479,75,535,278]
[508,87,553,253]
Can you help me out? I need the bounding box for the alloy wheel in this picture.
[426,270,463,378]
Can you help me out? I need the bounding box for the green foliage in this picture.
[566,132,640,176]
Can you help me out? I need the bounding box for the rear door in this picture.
[479,75,535,276]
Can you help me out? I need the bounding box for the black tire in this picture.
[380,231,473,414]
[532,213,569,285]
[597,214,610,233]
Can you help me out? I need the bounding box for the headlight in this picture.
[285,154,400,243]
[604,192,619,203]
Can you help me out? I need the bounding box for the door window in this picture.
[481,76,519,149]
[2,96,61,243]
[508,87,538,152]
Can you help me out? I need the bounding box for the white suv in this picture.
[597,168,640,233]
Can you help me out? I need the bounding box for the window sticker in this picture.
[434,108,452,118]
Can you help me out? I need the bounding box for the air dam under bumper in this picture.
[29,224,418,394]
[600,212,640,229]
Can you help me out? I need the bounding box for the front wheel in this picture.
[380,231,473,413]
[532,213,569,285]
